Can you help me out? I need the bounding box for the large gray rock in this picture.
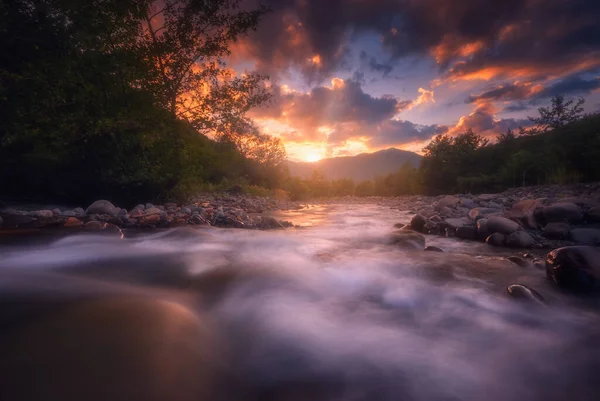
[546,246,600,291]
[543,202,583,224]
[543,222,571,240]
[468,208,502,221]
[571,228,600,245]
[410,214,427,233]
[506,231,535,248]
[86,200,120,217]
[486,216,521,235]
[436,195,460,209]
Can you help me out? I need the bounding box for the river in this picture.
[1,203,600,401]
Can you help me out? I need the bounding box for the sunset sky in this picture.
[231,0,600,162]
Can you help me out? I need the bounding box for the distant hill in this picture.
[287,148,422,181]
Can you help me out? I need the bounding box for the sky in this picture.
[230,0,600,162]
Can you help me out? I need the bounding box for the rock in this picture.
[129,208,144,218]
[142,214,161,225]
[51,208,61,216]
[424,246,444,252]
[459,198,477,209]
[388,230,426,250]
[477,194,496,201]
[32,210,54,219]
[182,208,192,215]
[487,202,503,209]
[543,202,583,224]
[546,246,600,291]
[133,204,145,211]
[476,218,491,239]
[145,203,154,210]
[73,207,86,217]
[83,221,106,231]
[191,215,210,226]
[468,207,502,221]
[507,256,530,267]
[64,217,83,227]
[0,215,2,228]
[436,195,460,209]
[506,284,546,305]
[506,231,535,248]
[144,207,162,215]
[86,200,120,217]
[486,216,521,235]
[486,233,506,247]
[445,218,471,229]
[587,207,600,223]
[429,215,442,223]
[456,226,478,240]
[543,222,571,240]
[570,228,600,245]
[410,214,427,233]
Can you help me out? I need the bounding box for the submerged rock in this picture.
[388,230,426,250]
[507,256,530,268]
[424,246,444,252]
[410,214,427,233]
[546,246,600,291]
[507,284,546,305]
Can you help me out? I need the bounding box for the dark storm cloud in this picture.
[368,121,449,147]
[239,0,600,85]
[466,83,541,104]
[538,75,600,98]
[250,78,409,129]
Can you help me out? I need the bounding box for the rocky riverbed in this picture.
[0,194,302,233]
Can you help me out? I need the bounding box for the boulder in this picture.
[468,208,502,221]
[64,217,83,228]
[546,246,600,291]
[86,200,120,217]
[476,218,491,240]
[486,216,521,235]
[459,198,477,209]
[570,228,600,246]
[73,207,86,217]
[436,195,460,209]
[388,230,426,250]
[424,246,444,252]
[587,207,600,223]
[506,231,535,248]
[144,207,162,215]
[543,202,583,224]
[32,210,54,219]
[258,216,283,229]
[410,214,427,233]
[456,226,478,240]
[506,284,546,305]
[486,233,506,247]
[543,222,571,240]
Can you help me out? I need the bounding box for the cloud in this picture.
[537,75,600,98]
[367,120,448,147]
[466,82,544,103]
[448,102,531,138]
[413,88,435,106]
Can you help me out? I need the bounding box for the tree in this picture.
[528,95,585,134]
[497,128,516,143]
[139,0,271,135]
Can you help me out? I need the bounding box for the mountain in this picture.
[287,148,422,181]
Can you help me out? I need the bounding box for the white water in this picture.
[1,204,600,401]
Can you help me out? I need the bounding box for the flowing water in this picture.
[1,204,600,401]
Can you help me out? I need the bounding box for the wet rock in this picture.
[468,207,502,221]
[83,221,106,231]
[476,218,491,240]
[543,222,571,240]
[191,215,210,226]
[587,207,600,222]
[570,228,600,245]
[257,216,284,229]
[144,207,162,215]
[410,214,427,233]
[486,233,506,247]
[73,207,85,217]
[388,230,426,250]
[506,284,546,305]
[456,226,478,240]
[445,227,456,237]
[145,203,154,210]
[86,200,120,217]
[182,207,192,216]
[507,256,530,267]
[142,214,161,225]
[429,215,442,223]
[424,246,444,252]
[129,208,144,218]
[477,194,496,202]
[543,202,583,224]
[546,246,600,291]
[459,198,477,209]
[506,231,535,248]
[64,217,83,227]
[486,216,522,235]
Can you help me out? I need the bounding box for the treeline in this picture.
[0,0,285,205]
[286,96,600,200]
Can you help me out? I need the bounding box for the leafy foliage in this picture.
[526,95,585,134]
